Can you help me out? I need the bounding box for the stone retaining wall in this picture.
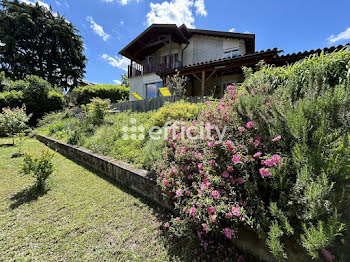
[36,134,172,210]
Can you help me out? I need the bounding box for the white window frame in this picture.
[224,48,240,59]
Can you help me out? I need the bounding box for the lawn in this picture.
[0,137,190,261]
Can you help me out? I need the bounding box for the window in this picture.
[224,48,240,59]
[146,82,163,99]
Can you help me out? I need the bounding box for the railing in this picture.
[128,55,181,78]
[111,96,208,113]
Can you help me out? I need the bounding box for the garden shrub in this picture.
[86,98,111,125]
[74,84,129,105]
[151,100,204,127]
[22,75,65,125]
[156,50,350,261]
[0,90,24,110]
[21,149,55,191]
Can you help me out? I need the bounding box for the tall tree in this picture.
[0,0,86,90]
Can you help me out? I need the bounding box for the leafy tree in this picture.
[121,73,130,87]
[0,106,30,145]
[0,0,86,90]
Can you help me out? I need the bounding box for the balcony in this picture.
[128,54,181,78]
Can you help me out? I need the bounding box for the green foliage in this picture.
[0,71,5,91]
[267,221,287,260]
[74,84,129,105]
[86,98,111,125]
[155,49,350,261]
[0,90,23,109]
[0,0,86,89]
[0,106,30,144]
[0,74,65,125]
[151,100,203,127]
[21,149,54,191]
[21,75,64,125]
[120,73,130,88]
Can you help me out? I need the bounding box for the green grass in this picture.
[0,137,190,261]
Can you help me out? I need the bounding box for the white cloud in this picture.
[194,0,207,16]
[55,1,61,6]
[120,21,125,25]
[102,54,129,71]
[19,0,50,10]
[147,0,196,28]
[229,28,235,33]
[86,16,111,41]
[102,0,140,5]
[113,80,122,85]
[328,27,350,44]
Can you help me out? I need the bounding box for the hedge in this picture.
[74,84,129,105]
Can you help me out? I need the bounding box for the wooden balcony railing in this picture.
[128,55,181,78]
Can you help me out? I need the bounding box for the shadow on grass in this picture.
[0,143,14,148]
[10,185,49,209]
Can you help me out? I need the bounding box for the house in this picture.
[119,24,345,101]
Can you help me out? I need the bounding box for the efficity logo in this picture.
[122,118,227,144]
[122,118,145,140]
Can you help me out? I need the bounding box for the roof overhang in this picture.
[119,24,189,61]
[119,24,256,61]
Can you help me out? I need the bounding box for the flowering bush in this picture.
[156,50,350,260]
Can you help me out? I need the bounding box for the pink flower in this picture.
[246,121,254,129]
[226,85,234,91]
[232,155,242,164]
[232,206,241,217]
[225,140,233,147]
[238,126,246,132]
[222,171,229,178]
[253,140,260,148]
[202,223,209,232]
[180,147,186,154]
[176,189,183,197]
[182,207,187,213]
[189,208,196,217]
[272,135,281,142]
[208,142,214,147]
[197,230,202,239]
[271,154,281,165]
[226,212,233,218]
[227,166,234,172]
[253,152,262,158]
[175,217,181,221]
[205,100,211,106]
[264,159,275,167]
[224,228,234,239]
[210,215,217,222]
[198,163,203,170]
[322,248,335,261]
[259,168,272,178]
[208,206,215,214]
[164,222,169,228]
[211,190,220,199]
[237,177,245,184]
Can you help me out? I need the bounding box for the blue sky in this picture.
[20,0,350,85]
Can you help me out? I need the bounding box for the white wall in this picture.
[129,73,162,101]
[182,35,247,66]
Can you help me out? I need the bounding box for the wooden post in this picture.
[168,36,172,69]
[201,70,205,97]
[130,60,133,77]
